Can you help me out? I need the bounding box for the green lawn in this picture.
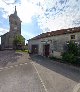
[16,50,28,53]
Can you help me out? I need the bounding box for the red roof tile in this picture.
[29,26,80,40]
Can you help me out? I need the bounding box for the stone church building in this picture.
[1,6,25,50]
[28,26,80,58]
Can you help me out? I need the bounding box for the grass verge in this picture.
[16,50,28,53]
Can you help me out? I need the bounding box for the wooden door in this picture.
[44,44,50,57]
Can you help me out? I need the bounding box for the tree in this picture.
[13,35,25,50]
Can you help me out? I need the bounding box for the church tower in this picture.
[1,6,25,50]
[9,6,21,34]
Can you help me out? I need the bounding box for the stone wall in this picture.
[28,32,80,58]
[1,7,23,50]
[1,31,24,50]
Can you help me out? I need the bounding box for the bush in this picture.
[62,52,77,64]
[67,41,78,56]
[62,41,80,65]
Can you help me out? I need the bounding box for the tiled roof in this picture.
[29,26,80,41]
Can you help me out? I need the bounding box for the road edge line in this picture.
[31,62,48,92]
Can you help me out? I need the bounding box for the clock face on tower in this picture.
[14,27,17,30]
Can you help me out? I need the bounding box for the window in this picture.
[71,35,75,39]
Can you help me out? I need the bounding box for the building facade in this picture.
[1,6,25,49]
[28,27,80,58]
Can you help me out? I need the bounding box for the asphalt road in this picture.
[0,62,45,92]
[0,50,80,92]
[30,55,80,92]
[0,51,45,92]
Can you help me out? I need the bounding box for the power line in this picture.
[1,0,17,5]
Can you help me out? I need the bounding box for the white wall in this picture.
[28,32,80,58]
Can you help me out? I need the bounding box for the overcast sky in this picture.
[0,0,80,44]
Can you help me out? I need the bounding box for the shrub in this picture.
[62,52,77,64]
[67,41,78,56]
[62,41,80,65]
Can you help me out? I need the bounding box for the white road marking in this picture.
[24,62,27,64]
[0,68,3,70]
[14,65,18,67]
[4,67,9,69]
[20,64,23,66]
[31,62,48,92]
[9,66,14,68]
[0,62,27,71]
[73,83,80,92]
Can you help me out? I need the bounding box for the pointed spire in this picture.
[14,6,17,15]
